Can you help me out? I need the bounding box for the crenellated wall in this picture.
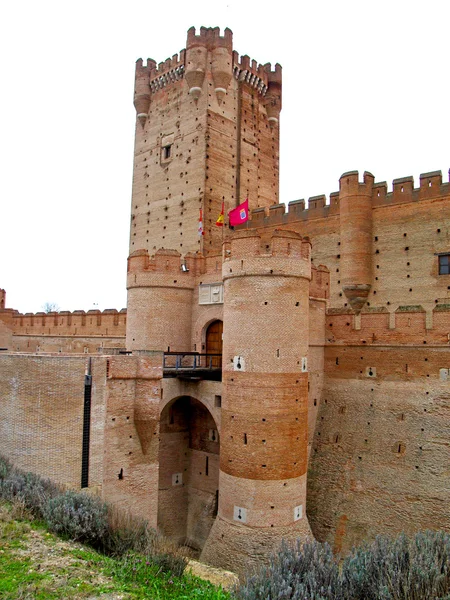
[0,307,127,353]
[240,169,450,313]
[1,23,449,574]
[306,298,450,553]
[244,169,450,226]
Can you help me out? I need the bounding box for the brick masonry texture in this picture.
[0,26,449,576]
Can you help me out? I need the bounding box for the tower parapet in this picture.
[185,26,233,102]
[126,248,200,352]
[201,230,312,574]
[339,170,374,313]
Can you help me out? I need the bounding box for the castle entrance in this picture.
[157,396,220,553]
[206,320,223,368]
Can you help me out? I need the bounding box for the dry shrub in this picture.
[237,532,450,600]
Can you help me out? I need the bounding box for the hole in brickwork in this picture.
[393,441,406,455]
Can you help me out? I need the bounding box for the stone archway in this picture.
[157,396,220,552]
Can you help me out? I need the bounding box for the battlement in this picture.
[339,170,374,196]
[0,307,127,342]
[223,230,312,284]
[135,53,185,79]
[241,168,450,228]
[186,26,232,50]
[227,229,310,259]
[232,53,282,96]
[127,248,208,276]
[326,304,450,346]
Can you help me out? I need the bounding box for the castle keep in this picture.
[1,27,449,574]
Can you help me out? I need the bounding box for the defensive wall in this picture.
[306,302,450,552]
[0,234,329,570]
[241,169,450,313]
[0,304,127,353]
[1,20,449,571]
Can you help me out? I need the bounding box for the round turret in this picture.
[264,63,282,127]
[126,249,195,352]
[201,230,312,574]
[134,59,153,127]
[185,27,208,100]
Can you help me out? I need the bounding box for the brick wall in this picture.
[0,354,107,487]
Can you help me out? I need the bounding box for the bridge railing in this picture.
[163,352,222,371]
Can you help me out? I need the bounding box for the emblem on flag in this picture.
[229,199,249,227]
[215,202,225,227]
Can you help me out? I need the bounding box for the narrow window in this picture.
[163,144,172,160]
[438,254,450,275]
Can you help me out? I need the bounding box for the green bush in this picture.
[237,532,450,600]
[43,490,108,548]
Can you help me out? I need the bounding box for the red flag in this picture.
[198,208,204,236]
[229,199,249,227]
[215,202,224,227]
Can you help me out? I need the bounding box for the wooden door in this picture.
[206,321,223,368]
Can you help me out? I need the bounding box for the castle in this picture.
[1,27,449,575]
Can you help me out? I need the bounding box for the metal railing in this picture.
[163,352,222,371]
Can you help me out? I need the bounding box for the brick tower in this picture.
[339,171,374,312]
[130,26,282,261]
[201,229,312,574]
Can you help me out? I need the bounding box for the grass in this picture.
[0,500,231,599]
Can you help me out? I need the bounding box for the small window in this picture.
[439,254,450,275]
[163,145,172,160]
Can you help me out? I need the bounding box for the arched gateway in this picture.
[158,396,220,552]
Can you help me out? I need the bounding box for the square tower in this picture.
[130,26,282,257]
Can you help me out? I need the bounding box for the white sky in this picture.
[0,0,448,313]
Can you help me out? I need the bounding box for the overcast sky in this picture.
[1,0,448,313]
